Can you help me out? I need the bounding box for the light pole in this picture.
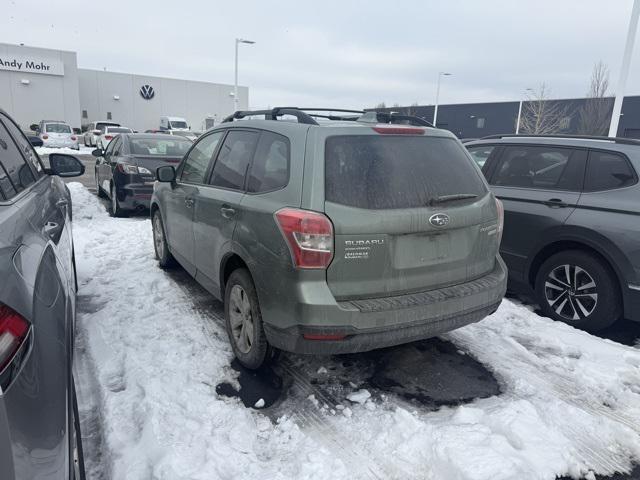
[234,38,255,112]
[433,72,451,127]
[609,0,639,137]
[516,88,533,134]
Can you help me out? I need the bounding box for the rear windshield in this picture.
[170,121,188,129]
[45,123,71,133]
[325,135,487,209]
[130,138,191,156]
[107,127,132,133]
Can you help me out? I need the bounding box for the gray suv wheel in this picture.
[535,250,621,331]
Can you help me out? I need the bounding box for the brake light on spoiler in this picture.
[372,124,426,135]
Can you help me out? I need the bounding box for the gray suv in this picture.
[0,109,86,479]
[466,134,640,332]
[150,108,507,369]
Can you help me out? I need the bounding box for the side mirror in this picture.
[156,166,176,183]
[91,148,103,157]
[29,124,39,132]
[27,135,43,147]
[48,154,85,178]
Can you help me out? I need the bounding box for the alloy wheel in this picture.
[153,215,164,259]
[544,264,598,321]
[229,285,254,354]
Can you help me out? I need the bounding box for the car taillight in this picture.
[42,134,49,140]
[71,135,77,141]
[0,305,29,373]
[495,198,504,244]
[372,125,425,135]
[104,135,113,140]
[275,208,334,269]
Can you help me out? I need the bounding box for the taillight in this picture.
[495,198,504,244]
[275,208,334,269]
[372,125,425,135]
[42,134,49,140]
[71,135,77,141]
[0,305,29,373]
[104,135,113,140]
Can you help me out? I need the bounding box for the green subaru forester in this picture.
[150,108,507,369]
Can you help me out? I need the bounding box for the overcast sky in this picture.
[3,0,640,109]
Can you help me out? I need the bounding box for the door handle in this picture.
[184,197,195,208]
[220,205,236,219]
[543,198,569,208]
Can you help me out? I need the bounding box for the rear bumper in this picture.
[117,184,153,210]
[264,255,507,354]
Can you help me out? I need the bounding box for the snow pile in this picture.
[69,182,640,480]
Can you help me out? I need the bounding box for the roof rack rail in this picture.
[222,107,434,127]
[479,133,640,146]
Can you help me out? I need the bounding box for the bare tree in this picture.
[577,61,613,135]
[519,83,570,135]
[375,102,387,109]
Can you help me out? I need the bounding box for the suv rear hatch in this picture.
[323,131,500,300]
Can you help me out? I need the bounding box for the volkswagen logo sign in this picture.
[139,84,155,100]
[429,213,450,227]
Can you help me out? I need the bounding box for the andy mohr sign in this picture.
[0,54,64,76]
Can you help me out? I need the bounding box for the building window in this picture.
[560,116,571,130]
[476,117,486,129]
[107,112,112,120]
[82,110,88,119]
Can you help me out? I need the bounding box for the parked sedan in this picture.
[96,126,133,150]
[94,133,192,216]
[0,109,86,479]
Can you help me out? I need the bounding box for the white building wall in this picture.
[0,43,80,129]
[78,69,248,132]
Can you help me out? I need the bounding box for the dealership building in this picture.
[0,42,248,132]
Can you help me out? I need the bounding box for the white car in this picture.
[36,121,79,150]
[96,126,134,149]
[83,121,120,147]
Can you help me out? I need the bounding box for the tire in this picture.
[152,210,176,269]
[70,377,86,480]
[224,269,274,370]
[535,250,621,331]
[83,136,88,147]
[95,171,106,198]
[109,184,127,217]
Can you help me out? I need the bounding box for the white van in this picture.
[159,116,189,132]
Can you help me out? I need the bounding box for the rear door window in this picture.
[491,145,586,191]
[325,135,487,209]
[0,118,36,200]
[584,150,637,191]
[247,131,289,193]
[209,130,259,191]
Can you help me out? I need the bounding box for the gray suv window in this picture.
[0,118,36,200]
[247,131,289,193]
[584,150,637,192]
[492,145,585,191]
[325,135,486,210]
[210,130,259,191]
[180,131,223,184]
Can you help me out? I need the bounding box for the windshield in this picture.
[325,135,487,209]
[45,123,72,133]
[130,137,191,156]
[169,121,188,129]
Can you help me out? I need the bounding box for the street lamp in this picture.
[609,0,639,137]
[516,87,533,134]
[234,38,255,112]
[433,72,451,127]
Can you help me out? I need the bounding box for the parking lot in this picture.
[61,180,640,480]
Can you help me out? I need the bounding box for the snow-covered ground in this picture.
[68,182,640,480]
[36,145,95,156]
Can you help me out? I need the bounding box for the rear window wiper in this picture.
[428,194,478,206]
